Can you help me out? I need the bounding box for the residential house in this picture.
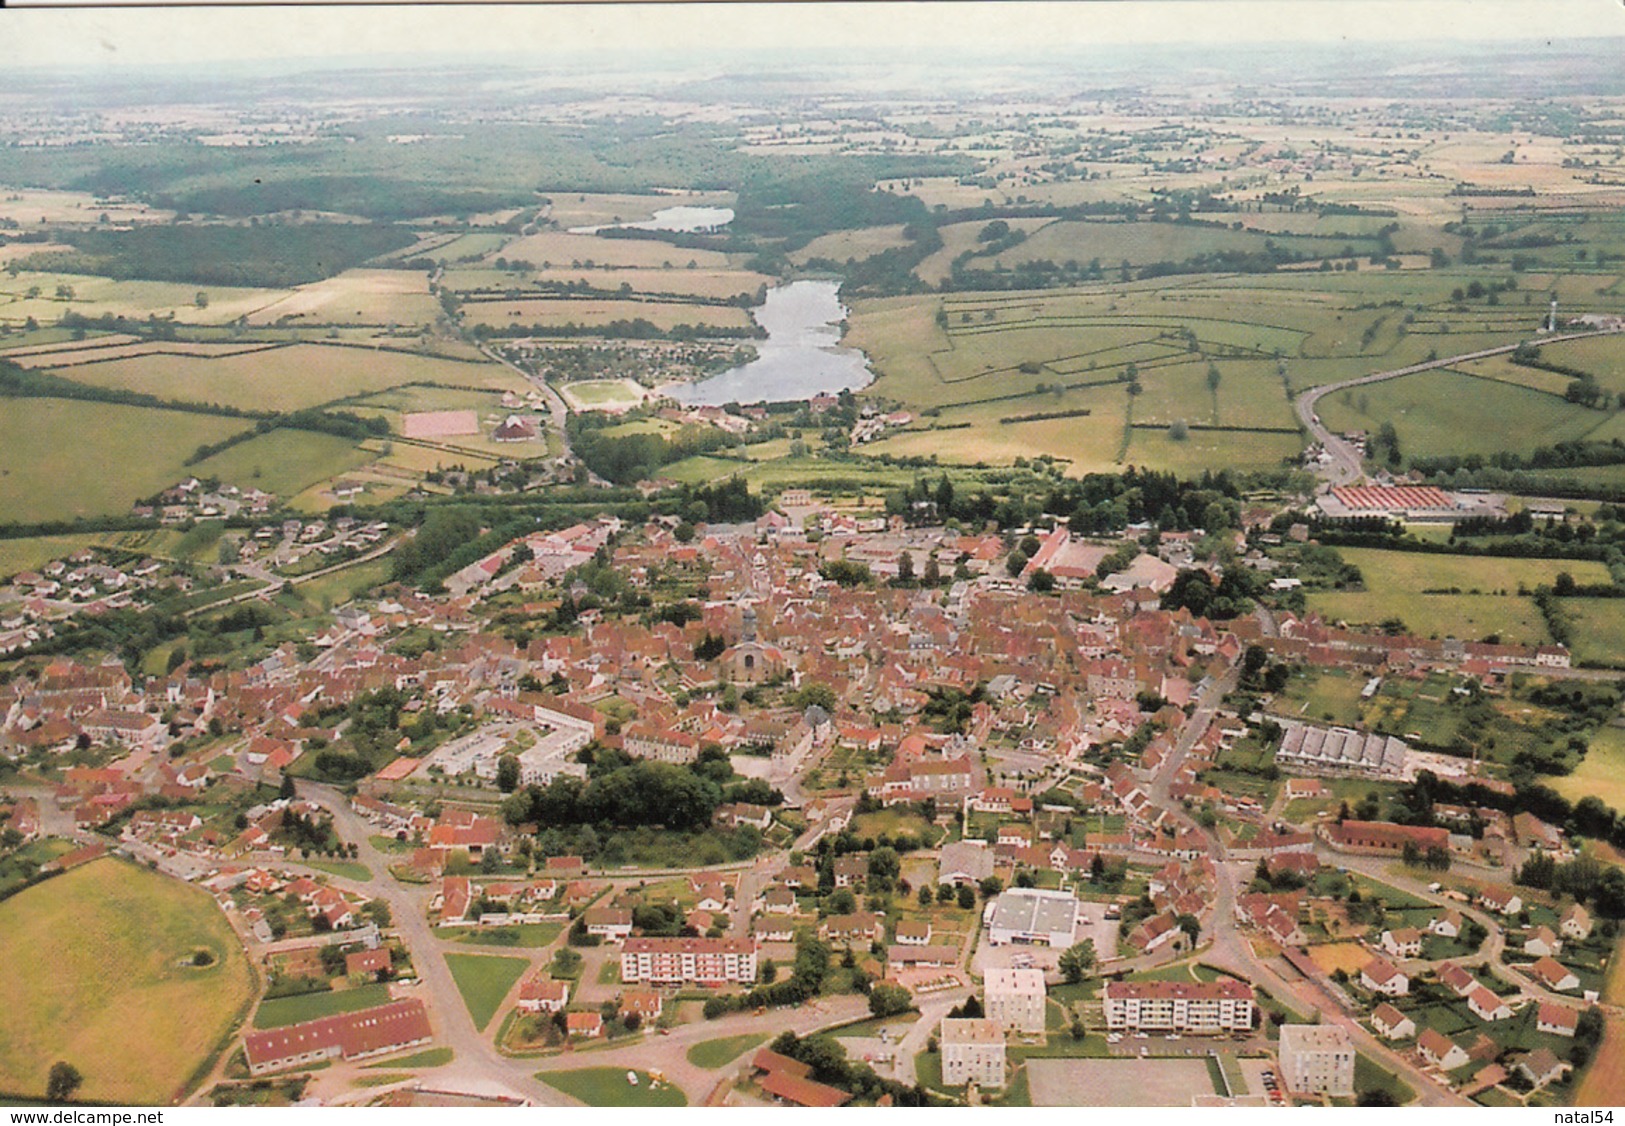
[1371,1002,1415,1041]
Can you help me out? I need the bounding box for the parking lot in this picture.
[1104,1031,1270,1059]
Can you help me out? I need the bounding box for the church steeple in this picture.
[742,604,757,643]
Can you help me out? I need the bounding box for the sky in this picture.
[1,1,1622,72]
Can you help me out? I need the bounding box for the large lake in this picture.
[666,279,874,406]
[570,205,734,234]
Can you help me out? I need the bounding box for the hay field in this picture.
[0,400,247,523]
[0,270,287,328]
[458,296,751,333]
[788,224,913,266]
[0,187,173,226]
[524,267,769,301]
[915,217,1057,287]
[1124,427,1302,475]
[7,340,281,369]
[1538,334,1625,396]
[245,268,441,327]
[0,857,252,1104]
[485,230,730,270]
[50,342,523,413]
[978,219,1373,270]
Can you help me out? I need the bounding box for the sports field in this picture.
[0,857,253,1104]
[43,341,523,413]
[0,399,248,524]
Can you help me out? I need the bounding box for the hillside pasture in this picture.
[6,340,282,369]
[788,224,913,266]
[0,400,248,523]
[1316,369,1608,460]
[46,341,523,413]
[458,297,751,333]
[244,268,441,327]
[0,187,173,226]
[0,857,253,1105]
[974,219,1379,272]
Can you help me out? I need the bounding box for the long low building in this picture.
[620,935,758,985]
[243,999,432,1076]
[1102,979,1255,1033]
[1275,721,1409,780]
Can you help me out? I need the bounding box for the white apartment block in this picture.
[619,936,757,985]
[1102,980,1255,1033]
[1278,1024,1355,1097]
[940,1018,1006,1088]
[984,967,1047,1034]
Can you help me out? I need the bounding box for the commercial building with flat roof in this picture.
[985,888,1079,947]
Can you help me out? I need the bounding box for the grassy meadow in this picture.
[0,858,253,1104]
[0,400,247,524]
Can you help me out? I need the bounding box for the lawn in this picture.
[451,922,564,949]
[685,1032,769,1069]
[537,1067,688,1107]
[0,399,248,524]
[364,1046,454,1070]
[444,952,529,1031]
[0,857,254,1104]
[253,982,394,1029]
[1353,1052,1416,1105]
[300,859,373,883]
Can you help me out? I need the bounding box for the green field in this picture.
[444,953,529,1031]
[0,857,254,1104]
[46,342,520,413]
[0,399,247,524]
[253,983,394,1029]
[189,428,374,499]
[685,1033,768,1069]
[1552,726,1625,811]
[1307,548,1611,644]
[1561,598,1625,667]
[1317,369,1608,460]
[538,1067,688,1107]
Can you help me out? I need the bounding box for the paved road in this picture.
[1137,670,1470,1106]
[1294,328,1624,487]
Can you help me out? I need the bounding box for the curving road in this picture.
[1294,328,1625,488]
